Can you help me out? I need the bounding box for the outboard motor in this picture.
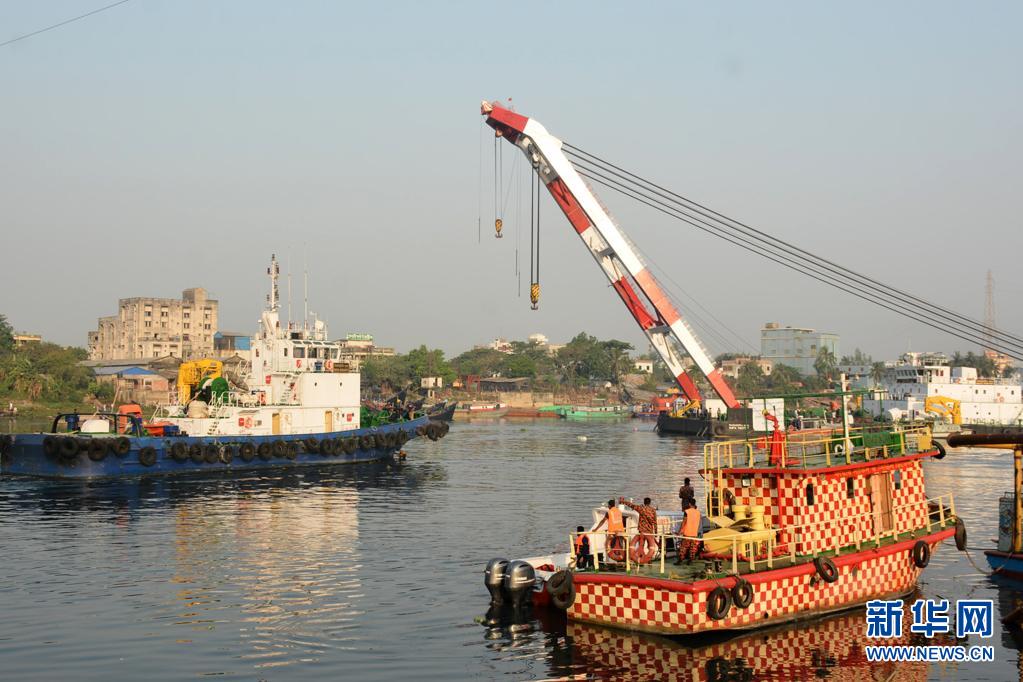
[502,560,536,610]
[484,558,509,605]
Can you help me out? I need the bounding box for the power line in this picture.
[574,165,1023,362]
[565,142,1023,353]
[0,0,133,49]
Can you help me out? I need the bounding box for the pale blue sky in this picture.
[2,1,1020,361]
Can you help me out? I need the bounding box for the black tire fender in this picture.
[551,581,575,610]
[239,442,256,462]
[170,442,188,462]
[257,442,272,460]
[732,578,754,609]
[934,440,947,460]
[219,445,235,464]
[59,436,80,459]
[189,443,204,463]
[272,440,287,458]
[202,443,219,463]
[814,556,839,583]
[87,439,107,462]
[955,518,967,551]
[706,586,732,620]
[546,570,572,598]
[113,437,131,456]
[43,435,59,457]
[138,446,157,467]
[912,540,931,568]
[285,441,298,460]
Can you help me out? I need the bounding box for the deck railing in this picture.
[703,424,933,472]
[569,493,955,577]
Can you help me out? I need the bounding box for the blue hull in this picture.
[985,550,1023,582]
[1,416,433,479]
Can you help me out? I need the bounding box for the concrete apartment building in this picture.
[88,288,218,361]
[760,322,839,376]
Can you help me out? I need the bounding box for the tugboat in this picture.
[0,255,449,479]
[484,424,965,635]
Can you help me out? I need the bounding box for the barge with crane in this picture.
[475,100,966,635]
[0,255,448,479]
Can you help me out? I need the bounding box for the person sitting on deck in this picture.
[574,525,592,569]
[620,496,657,535]
[676,500,702,565]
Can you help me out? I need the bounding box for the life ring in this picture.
[706,586,732,620]
[138,446,157,467]
[813,556,839,583]
[43,436,59,457]
[955,518,967,551]
[732,578,754,609]
[219,445,235,464]
[87,439,107,462]
[911,540,930,568]
[202,444,219,463]
[325,359,334,371]
[933,441,946,460]
[189,443,204,463]
[58,436,80,459]
[606,535,627,562]
[239,442,256,462]
[257,442,272,460]
[272,440,287,458]
[629,534,658,564]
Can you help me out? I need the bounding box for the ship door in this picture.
[272,412,281,435]
[324,411,333,433]
[868,473,894,535]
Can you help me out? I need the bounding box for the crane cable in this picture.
[564,143,1023,357]
[572,162,1023,362]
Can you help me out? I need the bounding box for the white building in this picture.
[760,322,839,376]
[634,359,654,374]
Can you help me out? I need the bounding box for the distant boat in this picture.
[426,401,456,422]
[453,402,508,419]
[561,405,629,420]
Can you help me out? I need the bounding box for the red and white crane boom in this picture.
[481,101,739,409]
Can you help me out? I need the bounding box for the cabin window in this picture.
[308,347,320,359]
[293,347,305,358]
[846,478,855,499]
[892,470,902,490]
[806,483,815,506]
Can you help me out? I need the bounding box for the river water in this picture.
[0,417,1018,680]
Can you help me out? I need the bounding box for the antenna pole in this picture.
[304,248,309,332]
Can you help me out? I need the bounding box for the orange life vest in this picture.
[681,507,701,538]
[606,507,624,533]
[574,534,588,554]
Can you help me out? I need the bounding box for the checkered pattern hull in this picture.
[568,528,953,635]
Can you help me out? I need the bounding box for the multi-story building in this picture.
[719,355,774,380]
[333,333,396,370]
[87,288,218,361]
[760,322,839,377]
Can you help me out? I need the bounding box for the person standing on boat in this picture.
[574,525,592,569]
[593,499,626,560]
[620,496,657,535]
[676,500,702,564]
[678,478,696,509]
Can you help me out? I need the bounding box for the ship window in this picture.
[846,478,855,498]
[308,347,319,359]
[284,347,289,357]
[293,347,305,358]
[806,483,815,506]
[892,470,902,490]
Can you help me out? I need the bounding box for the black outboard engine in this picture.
[484,558,509,605]
[502,560,536,610]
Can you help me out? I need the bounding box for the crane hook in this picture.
[530,283,540,310]
[495,218,503,238]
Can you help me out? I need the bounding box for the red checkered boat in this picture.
[484,425,967,636]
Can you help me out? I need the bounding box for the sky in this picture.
[1,1,1020,362]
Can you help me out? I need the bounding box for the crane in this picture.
[481,101,739,409]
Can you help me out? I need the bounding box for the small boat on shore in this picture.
[483,424,964,636]
[453,402,508,419]
[0,255,450,479]
[560,404,630,420]
[426,401,457,422]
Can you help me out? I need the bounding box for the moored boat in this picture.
[0,255,450,479]
[484,424,964,635]
[560,404,630,420]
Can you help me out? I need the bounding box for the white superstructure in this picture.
[152,255,361,437]
[863,361,1022,426]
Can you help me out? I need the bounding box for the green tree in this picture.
[735,362,766,396]
[814,347,837,381]
[602,339,634,387]
[0,314,13,354]
[870,361,886,386]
